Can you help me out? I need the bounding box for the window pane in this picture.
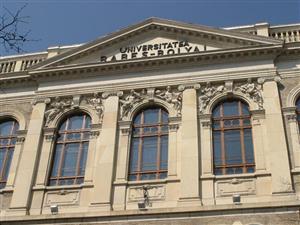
[224,130,242,165]
[0,121,14,136]
[129,138,139,172]
[296,98,300,110]
[133,113,141,125]
[242,103,250,115]
[4,149,13,180]
[84,116,91,129]
[79,142,89,176]
[223,101,239,117]
[141,137,157,171]
[160,136,168,170]
[0,148,5,174]
[162,110,168,123]
[144,109,158,124]
[244,129,254,163]
[61,143,79,176]
[212,105,221,118]
[68,116,83,130]
[213,131,222,166]
[51,144,63,177]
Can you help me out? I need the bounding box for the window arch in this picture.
[212,99,255,175]
[128,107,168,181]
[49,113,91,186]
[296,97,300,127]
[0,119,19,189]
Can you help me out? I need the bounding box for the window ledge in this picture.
[214,171,270,180]
[0,186,14,194]
[127,179,168,186]
[32,183,93,191]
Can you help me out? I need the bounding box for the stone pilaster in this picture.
[113,120,131,210]
[262,80,293,194]
[90,92,120,210]
[8,98,47,215]
[177,84,201,205]
[199,114,214,205]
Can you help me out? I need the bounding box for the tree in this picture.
[0,4,33,54]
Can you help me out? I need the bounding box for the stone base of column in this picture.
[89,202,112,211]
[177,196,202,207]
[6,206,28,216]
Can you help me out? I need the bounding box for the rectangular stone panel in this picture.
[216,178,256,197]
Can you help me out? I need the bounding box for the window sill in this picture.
[32,183,93,191]
[206,171,271,180]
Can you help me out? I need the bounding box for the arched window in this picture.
[128,107,168,181]
[212,100,255,175]
[296,98,300,127]
[0,119,19,189]
[49,113,91,186]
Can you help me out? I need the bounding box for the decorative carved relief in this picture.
[128,185,166,202]
[198,79,264,113]
[44,190,80,206]
[198,82,225,113]
[235,79,263,109]
[44,97,73,126]
[85,93,104,121]
[119,87,182,120]
[155,86,182,116]
[216,178,256,197]
[119,89,144,118]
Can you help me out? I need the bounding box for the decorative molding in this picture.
[127,185,166,202]
[31,97,51,105]
[198,82,225,113]
[169,124,179,131]
[16,136,25,144]
[155,86,182,116]
[119,87,182,120]
[45,190,80,206]
[44,97,74,126]
[216,178,256,197]
[101,91,123,99]
[120,127,131,136]
[286,114,297,122]
[45,134,56,142]
[85,93,104,121]
[235,78,263,110]
[119,89,144,118]
[90,130,100,138]
[178,83,200,91]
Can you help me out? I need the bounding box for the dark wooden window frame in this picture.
[296,98,300,130]
[0,119,18,189]
[49,114,90,186]
[128,107,168,181]
[212,100,255,175]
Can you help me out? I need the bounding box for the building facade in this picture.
[1,18,300,225]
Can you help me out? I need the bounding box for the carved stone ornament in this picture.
[198,79,264,113]
[235,78,263,110]
[44,97,73,126]
[198,82,225,113]
[155,86,182,116]
[119,87,182,120]
[86,93,104,119]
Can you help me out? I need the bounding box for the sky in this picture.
[1,0,300,55]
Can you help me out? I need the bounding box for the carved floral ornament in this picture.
[198,78,264,113]
[44,94,105,127]
[119,86,182,120]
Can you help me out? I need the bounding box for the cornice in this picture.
[28,45,282,80]
[32,68,276,98]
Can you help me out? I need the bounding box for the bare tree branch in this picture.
[0,4,37,54]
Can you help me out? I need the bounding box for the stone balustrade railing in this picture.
[269,25,300,43]
[0,53,48,74]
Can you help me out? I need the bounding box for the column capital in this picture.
[102,91,123,99]
[31,97,50,105]
[178,83,200,91]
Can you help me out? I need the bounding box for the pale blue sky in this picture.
[1,0,300,55]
